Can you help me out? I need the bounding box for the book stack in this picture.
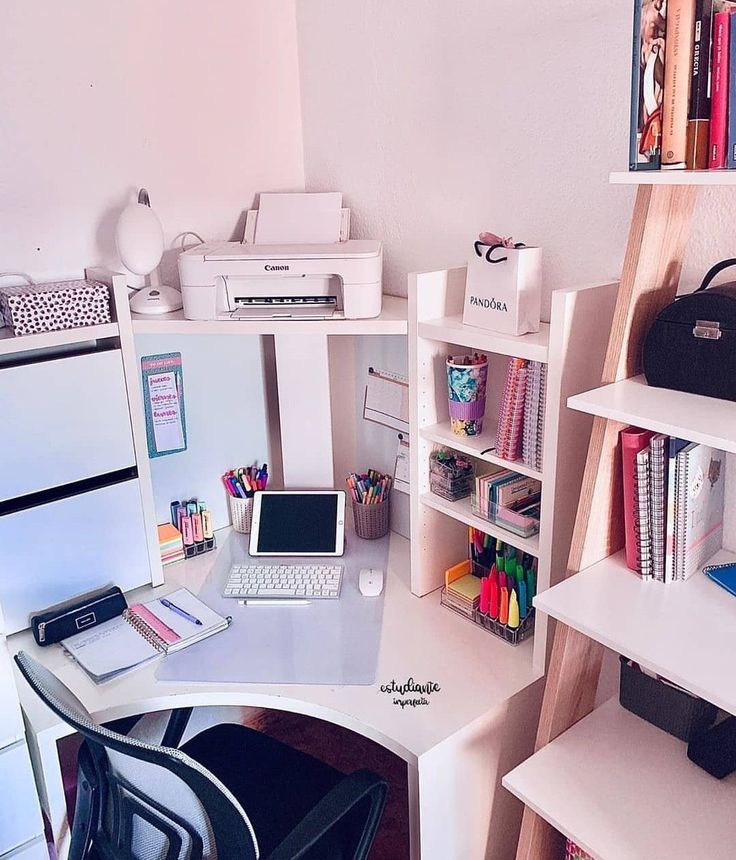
[473,466,542,538]
[631,0,736,171]
[496,358,529,461]
[522,361,546,471]
[621,427,725,581]
[157,523,185,567]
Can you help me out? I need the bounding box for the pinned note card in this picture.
[254,192,343,244]
[141,353,187,458]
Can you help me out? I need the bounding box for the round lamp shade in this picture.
[115,202,164,276]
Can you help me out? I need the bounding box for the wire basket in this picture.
[352,497,390,539]
[229,495,254,534]
[429,449,474,501]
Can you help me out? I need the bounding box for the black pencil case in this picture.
[30,585,127,646]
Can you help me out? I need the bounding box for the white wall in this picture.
[296,0,736,316]
[0,0,304,283]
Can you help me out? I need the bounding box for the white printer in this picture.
[179,239,383,321]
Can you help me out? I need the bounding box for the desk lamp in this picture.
[115,189,183,315]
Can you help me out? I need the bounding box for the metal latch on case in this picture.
[693,320,722,340]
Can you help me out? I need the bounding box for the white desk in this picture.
[11,529,543,860]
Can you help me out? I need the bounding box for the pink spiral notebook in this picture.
[62,588,230,683]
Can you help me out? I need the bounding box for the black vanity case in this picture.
[643,259,736,401]
[30,585,127,646]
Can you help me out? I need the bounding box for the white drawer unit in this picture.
[0,348,136,503]
[0,742,44,856]
[0,476,152,634]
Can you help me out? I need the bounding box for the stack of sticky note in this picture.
[442,561,482,619]
[158,523,185,566]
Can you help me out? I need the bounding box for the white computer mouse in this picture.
[359,568,384,597]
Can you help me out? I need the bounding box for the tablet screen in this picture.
[252,492,344,555]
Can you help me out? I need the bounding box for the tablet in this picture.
[249,491,346,557]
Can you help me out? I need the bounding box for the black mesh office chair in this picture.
[15,651,388,860]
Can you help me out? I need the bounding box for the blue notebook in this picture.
[704,562,736,598]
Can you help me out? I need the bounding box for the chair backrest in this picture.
[15,651,259,860]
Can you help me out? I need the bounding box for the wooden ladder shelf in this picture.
[516,183,699,860]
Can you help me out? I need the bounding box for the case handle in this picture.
[696,258,736,292]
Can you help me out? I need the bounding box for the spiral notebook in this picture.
[634,446,653,580]
[62,588,230,683]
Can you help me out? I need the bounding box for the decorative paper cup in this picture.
[446,356,488,436]
[229,495,253,533]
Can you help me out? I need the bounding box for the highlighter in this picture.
[496,552,505,573]
[499,586,509,625]
[201,507,213,540]
[479,577,490,615]
[508,590,520,629]
[170,500,180,527]
[186,499,198,516]
[176,505,187,531]
[180,515,194,547]
[499,571,507,592]
[519,580,528,618]
[526,568,536,599]
[516,561,524,585]
[191,512,204,543]
[489,578,500,619]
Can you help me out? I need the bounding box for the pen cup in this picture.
[352,496,390,540]
[229,495,254,534]
[446,355,488,436]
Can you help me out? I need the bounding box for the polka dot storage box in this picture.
[0,279,112,337]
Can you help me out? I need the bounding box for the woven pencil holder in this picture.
[229,496,253,534]
[352,497,390,540]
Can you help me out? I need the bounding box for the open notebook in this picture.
[62,588,230,683]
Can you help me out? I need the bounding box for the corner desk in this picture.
[10,528,542,860]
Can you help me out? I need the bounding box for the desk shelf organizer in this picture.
[410,267,619,678]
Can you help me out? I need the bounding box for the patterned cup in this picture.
[446,356,488,436]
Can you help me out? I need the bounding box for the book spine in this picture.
[687,0,714,168]
[663,0,698,168]
[728,12,736,166]
[709,10,730,167]
[631,0,666,169]
[634,449,652,580]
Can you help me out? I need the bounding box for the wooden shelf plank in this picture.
[534,549,736,716]
[419,423,543,481]
[132,295,408,336]
[0,323,119,357]
[567,375,736,454]
[504,698,736,860]
[611,170,736,185]
[420,492,540,556]
[418,316,549,363]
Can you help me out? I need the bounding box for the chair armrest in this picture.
[266,769,388,860]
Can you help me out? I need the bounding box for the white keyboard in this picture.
[223,564,344,599]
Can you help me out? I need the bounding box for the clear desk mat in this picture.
[156,528,389,686]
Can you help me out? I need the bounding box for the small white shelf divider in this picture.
[0,322,120,358]
[534,548,736,716]
[610,170,736,186]
[420,492,541,556]
[408,268,620,676]
[503,697,736,860]
[567,375,736,454]
[419,423,543,481]
[132,295,408,336]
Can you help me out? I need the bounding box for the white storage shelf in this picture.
[610,170,736,186]
[567,375,736,454]
[420,492,540,557]
[419,423,543,481]
[418,315,550,363]
[534,549,736,716]
[131,295,408,336]
[503,697,736,860]
[0,322,119,357]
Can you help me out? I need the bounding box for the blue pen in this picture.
[160,598,202,626]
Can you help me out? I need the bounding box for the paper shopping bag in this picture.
[462,242,542,335]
